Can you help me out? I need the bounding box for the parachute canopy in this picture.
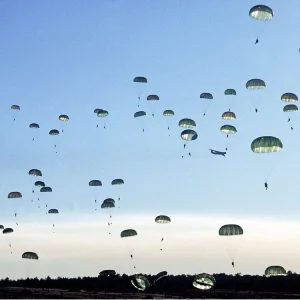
[222,111,236,120]
[29,123,40,129]
[40,187,52,193]
[283,104,298,112]
[59,115,69,122]
[155,215,171,224]
[103,198,115,205]
[121,229,137,238]
[281,93,298,103]
[29,169,42,177]
[97,109,109,117]
[179,118,196,128]
[89,180,102,187]
[220,125,237,135]
[200,93,213,99]
[48,209,59,214]
[147,95,159,101]
[225,89,236,96]
[163,110,175,117]
[111,179,124,185]
[49,129,59,135]
[101,202,115,209]
[131,275,150,291]
[265,266,286,277]
[35,181,45,188]
[219,224,243,236]
[134,111,146,118]
[193,273,216,290]
[251,136,283,153]
[99,270,116,276]
[22,252,39,260]
[8,192,22,199]
[181,129,198,141]
[249,5,274,21]
[246,79,266,90]
[0,225,4,230]
[11,105,20,110]
[3,228,13,234]
[133,77,147,83]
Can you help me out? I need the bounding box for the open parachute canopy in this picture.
[22,252,39,260]
[0,225,4,230]
[59,114,69,122]
[179,118,196,128]
[11,105,20,110]
[155,215,171,224]
[29,123,40,129]
[281,93,298,103]
[121,229,137,238]
[134,111,146,118]
[3,228,13,234]
[35,181,45,188]
[220,125,237,135]
[49,129,59,135]
[40,187,52,192]
[246,79,266,90]
[111,179,124,185]
[163,110,175,116]
[265,266,286,277]
[147,95,159,101]
[251,136,283,153]
[89,180,102,187]
[193,273,216,290]
[249,5,274,21]
[131,275,150,291]
[97,109,109,117]
[48,209,59,214]
[283,104,298,112]
[224,89,236,96]
[219,224,243,236]
[29,169,42,177]
[133,77,147,83]
[200,93,213,99]
[103,198,115,205]
[181,129,198,141]
[101,201,115,209]
[8,192,22,199]
[222,111,236,120]
[99,270,116,276]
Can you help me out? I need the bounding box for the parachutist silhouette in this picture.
[232,261,235,268]
[291,127,294,131]
[227,134,229,138]
[130,254,133,259]
[110,215,112,218]
[265,182,268,190]
[161,238,164,242]
[53,224,54,227]
[288,118,291,122]
[188,152,191,156]
[15,213,17,217]
[255,38,259,44]
[181,155,184,158]
[97,125,99,128]
[225,147,228,151]
[104,126,106,129]
[62,130,64,133]
[32,190,34,194]
[203,113,206,116]
[255,108,258,113]
[168,126,169,130]
[142,129,145,132]
[32,138,34,141]
[14,118,15,121]
[160,248,162,251]
[95,200,97,203]
[118,197,120,201]
[138,97,140,100]
[16,222,18,225]
[184,144,186,149]
[152,113,154,117]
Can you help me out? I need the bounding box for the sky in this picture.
[0,0,300,279]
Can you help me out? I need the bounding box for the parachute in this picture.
[121,229,137,238]
[8,192,22,199]
[265,266,286,277]
[94,108,101,114]
[3,228,13,234]
[11,105,20,110]
[58,115,69,122]
[0,225,4,229]
[35,181,45,188]
[147,95,159,101]
[155,215,171,224]
[134,111,146,118]
[99,270,116,276]
[133,77,147,83]
[101,201,115,209]
[48,209,59,214]
[181,129,198,141]
[40,187,52,193]
[193,273,216,290]
[281,93,298,103]
[133,77,147,107]
[130,275,150,291]
[220,125,237,135]
[224,89,236,96]
[89,180,102,187]
[222,111,236,121]
[103,198,115,205]
[111,179,124,185]
[179,118,196,128]
[97,109,109,117]
[251,136,283,153]
[29,123,40,129]
[199,93,213,116]
[249,5,273,21]
[29,169,42,177]
[163,110,174,117]
[49,129,59,135]
[219,224,243,236]
[283,104,298,112]
[22,252,39,260]
[246,79,266,90]
[200,93,213,99]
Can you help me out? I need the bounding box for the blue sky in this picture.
[0,0,300,278]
